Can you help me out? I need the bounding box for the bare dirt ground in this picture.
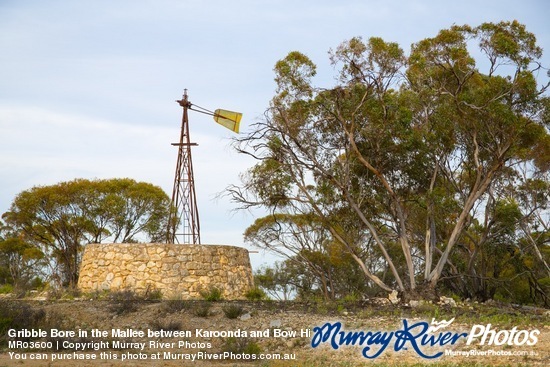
[0,297,548,366]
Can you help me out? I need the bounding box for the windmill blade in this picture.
[213,109,242,133]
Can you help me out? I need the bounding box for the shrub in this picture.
[193,301,212,317]
[144,286,163,300]
[162,298,191,313]
[0,284,13,294]
[222,304,244,319]
[85,289,111,300]
[245,287,266,301]
[0,301,46,346]
[108,290,141,315]
[200,287,223,301]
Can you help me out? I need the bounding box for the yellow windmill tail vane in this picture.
[213,109,242,133]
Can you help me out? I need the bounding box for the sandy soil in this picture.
[0,298,548,366]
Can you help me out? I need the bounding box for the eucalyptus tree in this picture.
[2,178,170,287]
[245,213,375,300]
[0,235,46,290]
[229,21,549,299]
[452,167,550,304]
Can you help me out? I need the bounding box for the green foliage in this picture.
[0,301,46,346]
[192,301,212,317]
[248,158,293,207]
[247,214,377,301]
[274,51,316,101]
[245,287,267,301]
[199,287,223,301]
[221,304,245,319]
[254,263,297,301]
[1,178,170,288]
[46,287,81,301]
[0,284,13,294]
[144,286,163,301]
[108,290,141,315]
[0,236,46,291]
[231,21,549,305]
[162,298,191,313]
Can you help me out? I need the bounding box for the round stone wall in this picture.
[77,243,254,299]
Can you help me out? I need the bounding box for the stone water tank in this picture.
[77,243,254,299]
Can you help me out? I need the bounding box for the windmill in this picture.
[166,89,242,244]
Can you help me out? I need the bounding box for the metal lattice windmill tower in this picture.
[166,89,242,244]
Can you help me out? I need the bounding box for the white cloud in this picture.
[0,104,257,248]
[1,0,548,272]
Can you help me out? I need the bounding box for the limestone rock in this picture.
[388,290,400,305]
[270,319,282,328]
[77,243,254,300]
[439,296,457,308]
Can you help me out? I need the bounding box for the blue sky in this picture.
[1,0,548,270]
